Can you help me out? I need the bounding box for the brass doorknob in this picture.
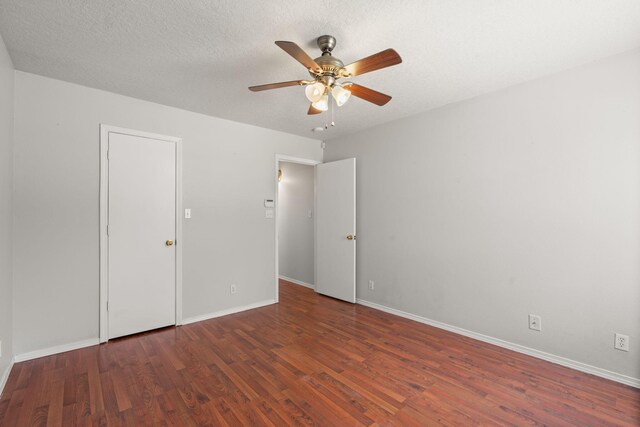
[346,235,355,240]
[166,240,174,246]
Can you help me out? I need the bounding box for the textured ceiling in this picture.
[1,1,640,140]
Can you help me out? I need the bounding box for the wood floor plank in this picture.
[1,279,638,426]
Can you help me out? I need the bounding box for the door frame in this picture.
[274,155,321,302]
[99,124,183,343]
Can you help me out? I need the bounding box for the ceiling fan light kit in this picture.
[249,35,402,122]
[313,91,330,112]
[331,84,351,107]
[305,82,325,102]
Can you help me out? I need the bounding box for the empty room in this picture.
[0,1,639,425]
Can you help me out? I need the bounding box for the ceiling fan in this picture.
[249,35,402,115]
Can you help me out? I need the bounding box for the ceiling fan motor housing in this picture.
[311,35,344,83]
[317,35,336,54]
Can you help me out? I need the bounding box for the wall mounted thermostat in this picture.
[264,199,275,208]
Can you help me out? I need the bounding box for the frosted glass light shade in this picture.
[312,94,329,111]
[331,85,351,107]
[305,82,325,102]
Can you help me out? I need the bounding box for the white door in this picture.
[107,132,177,339]
[315,158,356,303]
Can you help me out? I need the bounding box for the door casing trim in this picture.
[99,124,183,343]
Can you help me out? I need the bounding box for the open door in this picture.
[315,158,356,303]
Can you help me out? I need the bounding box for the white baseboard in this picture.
[279,275,314,289]
[182,299,276,325]
[11,299,277,363]
[14,338,100,363]
[0,357,15,398]
[356,298,640,389]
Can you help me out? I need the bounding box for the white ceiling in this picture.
[1,1,640,140]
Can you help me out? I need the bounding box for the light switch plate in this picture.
[184,208,191,219]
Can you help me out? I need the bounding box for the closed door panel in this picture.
[108,132,176,339]
[316,158,356,303]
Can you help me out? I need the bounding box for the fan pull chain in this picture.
[325,98,330,129]
[325,95,336,130]
[331,95,335,127]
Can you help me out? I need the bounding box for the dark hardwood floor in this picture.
[1,280,638,426]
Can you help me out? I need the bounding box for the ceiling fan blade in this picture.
[248,80,305,92]
[344,83,392,106]
[308,103,323,115]
[275,41,322,72]
[341,48,402,77]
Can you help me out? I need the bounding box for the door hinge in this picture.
[106,224,109,236]
[107,149,110,160]
[106,301,109,311]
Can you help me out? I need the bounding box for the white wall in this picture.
[0,32,14,389]
[324,49,640,381]
[12,72,323,355]
[278,162,314,285]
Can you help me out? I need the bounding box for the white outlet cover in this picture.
[368,280,374,290]
[528,314,542,331]
[614,333,630,351]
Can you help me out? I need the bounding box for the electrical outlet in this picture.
[184,208,191,219]
[528,314,542,331]
[230,284,237,294]
[368,280,374,290]
[614,333,629,352]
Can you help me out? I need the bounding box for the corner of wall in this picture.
[0,30,15,397]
